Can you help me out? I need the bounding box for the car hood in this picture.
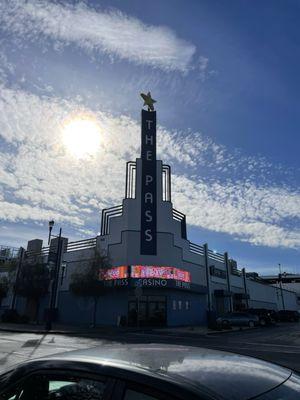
[42,344,291,400]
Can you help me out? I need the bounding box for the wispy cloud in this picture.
[0,85,299,249]
[172,176,300,249]
[0,44,15,84]
[0,0,198,73]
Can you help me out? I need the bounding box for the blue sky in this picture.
[0,0,299,274]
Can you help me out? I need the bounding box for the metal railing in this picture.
[0,245,20,261]
[25,247,50,257]
[172,209,187,239]
[100,205,123,236]
[207,249,224,263]
[67,238,96,252]
[24,237,97,259]
[189,242,205,256]
[125,161,136,199]
[162,164,171,202]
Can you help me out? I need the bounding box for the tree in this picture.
[70,250,110,327]
[16,262,50,322]
[0,276,9,306]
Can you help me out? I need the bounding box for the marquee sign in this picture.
[131,265,191,282]
[98,265,207,293]
[99,265,191,283]
[140,109,157,255]
[99,266,128,280]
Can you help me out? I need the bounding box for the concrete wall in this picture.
[247,279,298,310]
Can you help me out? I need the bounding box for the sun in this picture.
[62,117,102,158]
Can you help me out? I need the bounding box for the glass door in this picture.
[128,297,167,327]
[148,301,166,326]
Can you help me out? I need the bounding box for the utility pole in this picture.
[224,252,233,312]
[11,247,25,311]
[45,222,63,330]
[242,268,249,309]
[278,263,285,311]
[204,244,212,318]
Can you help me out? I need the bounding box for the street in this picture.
[0,323,300,373]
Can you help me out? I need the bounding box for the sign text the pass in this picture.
[140,109,157,255]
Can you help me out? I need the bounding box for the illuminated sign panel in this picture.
[131,266,191,283]
[140,109,157,255]
[99,266,128,280]
[99,266,191,283]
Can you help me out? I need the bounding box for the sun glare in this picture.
[62,117,102,158]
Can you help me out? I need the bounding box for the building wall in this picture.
[279,289,299,310]
[167,291,207,326]
[57,288,207,327]
[58,290,128,326]
[246,279,299,310]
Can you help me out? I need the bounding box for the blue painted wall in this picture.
[167,291,207,326]
[96,292,128,325]
[57,290,128,326]
[57,289,207,327]
[58,291,95,325]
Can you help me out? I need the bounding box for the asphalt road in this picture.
[0,323,300,373]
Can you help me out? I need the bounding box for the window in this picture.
[185,300,190,310]
[172,300,176,310]
[178,300,182,310]
[48,378,106,399]
[49,380,74,391]
[1,374,108,400]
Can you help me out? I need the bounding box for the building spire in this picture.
[140,97,157,255]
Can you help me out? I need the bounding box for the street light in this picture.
[48,220,55,245]
[45,220,63,331]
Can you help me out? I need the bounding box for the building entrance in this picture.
[128,295,166,327]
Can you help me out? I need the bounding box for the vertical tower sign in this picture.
[140,109,157,254]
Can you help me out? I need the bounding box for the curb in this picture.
[149,326,258,337]
[0,326,144,336]
[0,327,83,335]
[0,325,259,336]
[207,326,257,335]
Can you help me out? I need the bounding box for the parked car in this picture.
[246,308,276,326]
[216,312,259,328]
[1,344,300,399]
[276,310,300,322]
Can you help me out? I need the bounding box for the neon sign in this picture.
[140,110,157,255]
[99,265,191,283]
[99,266,128,280]
[131,266,191,282]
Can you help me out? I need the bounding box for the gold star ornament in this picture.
[140,92,157,111]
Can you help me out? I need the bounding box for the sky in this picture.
[0,0,299,275]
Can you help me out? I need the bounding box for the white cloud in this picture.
[0,0,197,73]
[0,44,15,84]
[172,176,300,249]
[0,85,299,250]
